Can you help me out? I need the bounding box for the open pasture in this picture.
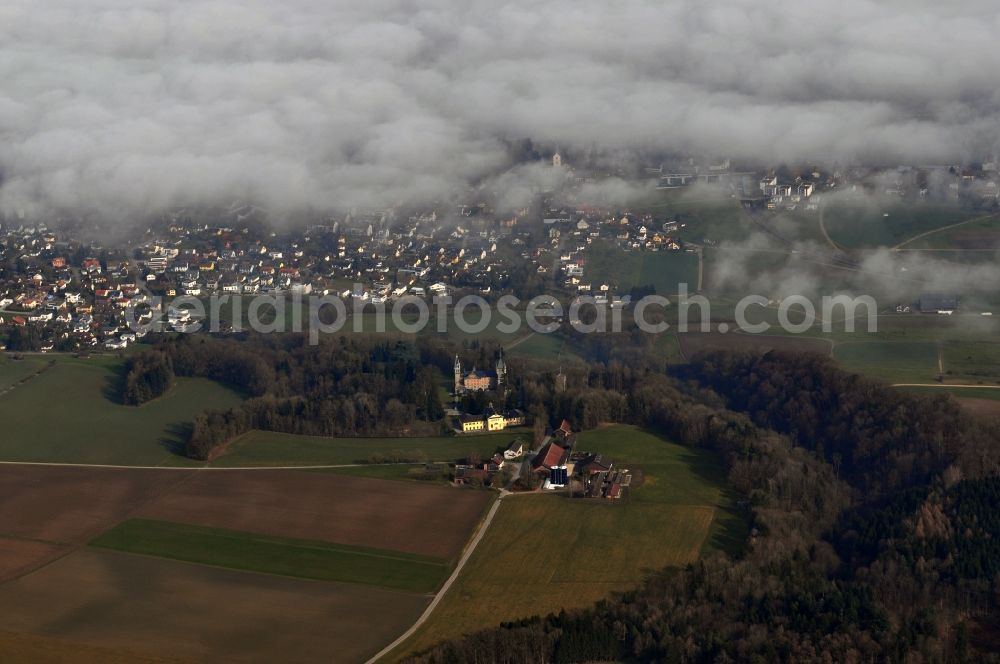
[833,341,941,384]
[822,201,979,249]
[0,358,242,465]
[678,332,832,359]
[212,429,525,467]
[585,241,699,295]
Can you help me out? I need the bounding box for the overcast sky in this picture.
[2,0,999,217]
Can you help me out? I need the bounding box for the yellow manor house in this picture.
[460,411,526,433]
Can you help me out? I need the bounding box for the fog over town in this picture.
[2,0,1000,217]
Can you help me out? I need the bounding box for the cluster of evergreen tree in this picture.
[164,336,273,397]
[143,334,450,458]
[187,407,248,460]
[121,351,174,405]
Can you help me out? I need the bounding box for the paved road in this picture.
[365,490,508,664]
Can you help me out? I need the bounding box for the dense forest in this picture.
[136,334,450,459]
[406,351,1000,663]
[138,330,674,459]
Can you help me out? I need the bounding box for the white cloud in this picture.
[1,0,999,217]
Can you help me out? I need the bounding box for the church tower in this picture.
[454,355,463,399]
[554,366,567,392]
[495,348,507,396]
[552,149,562,168]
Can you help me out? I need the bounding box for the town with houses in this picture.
[1,153,999,353]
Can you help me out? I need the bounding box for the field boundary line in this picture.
[366,491,507,664]
[893,212,1000,250]
[818,206,845,253]
[893,383,1000,389]
[505,331,536,350]
[96,523,449,568]
[0,360,55,398]
[731,330,835,352]
[0,461,437,471]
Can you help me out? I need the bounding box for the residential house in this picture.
[504,440,525,460]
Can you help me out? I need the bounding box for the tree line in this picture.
[138,334,450,459]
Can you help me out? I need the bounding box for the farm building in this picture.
[584,468,632,500]
[919,294,959,314]
[532,440,569,475]
[453,453,506,486]
[576,453,612,475]
[453,467,490,485]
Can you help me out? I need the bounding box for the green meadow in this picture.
[0,356,242,465]
[92,518,449,593]
[822,201,979,249]
[586,241,699,295]
[211,429,530,467]
[833,341,940,384]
